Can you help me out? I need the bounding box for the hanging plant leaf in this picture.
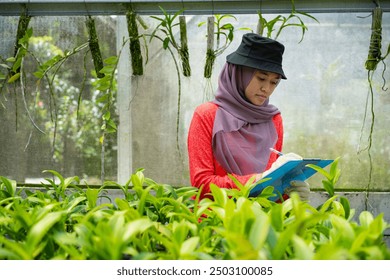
[7,72,20,84]
[163,37,170,49]
[257,0,319,43]
[148,7,190,154]
[12,5,31,75]
[13,13,31,57]
[86,15,105,78]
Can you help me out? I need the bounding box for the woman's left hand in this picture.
[285,180,310,201]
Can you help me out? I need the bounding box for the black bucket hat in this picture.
[226,33,287,79]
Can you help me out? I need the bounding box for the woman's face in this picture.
[244,70,281,106]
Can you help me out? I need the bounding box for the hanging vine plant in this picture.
[198,15,250,101]
[86,15,105,78]
[359,3,389,209]
[0,10,122,184]
[199,14,245,80]
[0,5,32,90]
[11,4,31,76]
[126,7,144,76]
[150,7,191,77]
[179,15,191,77]
[148,6,192,153]
[1,14,117,182]
[204,16,215,80]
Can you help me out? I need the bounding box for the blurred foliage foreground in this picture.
[0,160,389,260]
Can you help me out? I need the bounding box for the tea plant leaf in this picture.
[350,214,389,259]
[26,211,65,257]
[43,171,65,198]
[357,246,385,260]
[306,164,332,181]
[209,205,225,221]
[359,211,374,228]
[248,211,270,251]
[322,180,335,197]
[85,188,99,209]
[195,199,214,219]
[180,236,200,257]
[328,200,346,218]
[65,196,86,214]
[227,174,245,193]
[291,235,314,260]
[172,220,190,245]
[131,169,145,189]
[0,176,17,197]
[62,176,80,191]
[368,213,388,237]
[109,211,126,242]
[271,224,297,259]
[43,169,64,186]
[270,203,283,231]
[0,196,21,209]
[52,232,85,260]
[210,184,227,207]
[0,236,31,260]
[115,197,131,211]
[318,195,338,213]
[329,157,341,182]
[282,196,294,217]
[339,196,351,219]
[329,214,355,247]
[137,185,157,216]
[257,185,277,201]
[160,197,195,222]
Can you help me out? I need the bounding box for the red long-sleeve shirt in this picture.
[187,102,284,199]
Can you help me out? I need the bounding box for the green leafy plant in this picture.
[257,0,319,42]
[307,157,341,197]
[0,165,389,260]
[0,176,18,199]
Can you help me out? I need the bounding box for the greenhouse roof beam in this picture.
[0,0,388,16]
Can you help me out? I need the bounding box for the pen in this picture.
[269,147,284,156]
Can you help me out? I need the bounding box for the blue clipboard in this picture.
[249,158,334,201]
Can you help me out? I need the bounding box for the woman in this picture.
[187,33,309,201]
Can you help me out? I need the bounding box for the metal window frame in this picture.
[0,0,389,16]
